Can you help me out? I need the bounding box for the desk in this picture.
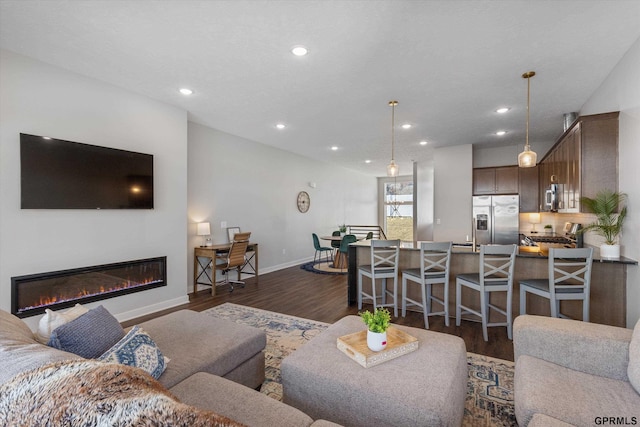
[194,243,259,295]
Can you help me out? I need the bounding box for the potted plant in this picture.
[338,224,347,236]
[580,190,627,259]
[544,224,553,234]
[360,308,391,352]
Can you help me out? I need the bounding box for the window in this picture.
[382,178,414,243]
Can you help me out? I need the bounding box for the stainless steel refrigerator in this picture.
[472,195,519,245]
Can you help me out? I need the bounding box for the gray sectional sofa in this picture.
[0,308,341,427]
[514,315,640,426]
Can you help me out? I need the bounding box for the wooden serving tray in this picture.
[336,326,419,368]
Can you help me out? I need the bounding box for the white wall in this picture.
[187,122,377,290]
[0,50,189,329]
[580,36,640,328]
[433,144,473,243]
[415,161,434,241]
[473,140,557,168]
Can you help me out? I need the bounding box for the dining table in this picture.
[320,235,364,269]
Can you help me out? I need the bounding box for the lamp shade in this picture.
[528,213,541,224]
[196,222,211,236]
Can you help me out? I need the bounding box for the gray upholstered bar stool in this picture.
[401,241,453,329]
[519,247,594,321]
[456,244,517,341]
[357,239,400,316]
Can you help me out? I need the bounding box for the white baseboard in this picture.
[114,295,190,323]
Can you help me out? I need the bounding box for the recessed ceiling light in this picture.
[291,46,308,56]
[496,107,510,114]
[331,146,338,151]
[401,123,412,129]
[42,136,52,140]
[365,159,372,164]
[276,123,286,129]
[179,88,193,95]
[496,131,507,136]
[419,140,428,146]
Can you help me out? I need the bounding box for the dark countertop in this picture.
[352,240,638,265]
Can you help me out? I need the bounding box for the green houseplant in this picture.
[580,189,627,259]
[338,224,347,234]
[544,224,553,234]
[360,308,391,352]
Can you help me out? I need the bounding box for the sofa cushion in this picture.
[629,318,640,394]
[170,372,315,427]
[99,325,167,379]
[515,355,640,426]
[0,309,82,386]
[35,304,88,344]
[139,310,266,388]
[47,305,125,359]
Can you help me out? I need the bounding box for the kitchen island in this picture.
[347,241,637,328]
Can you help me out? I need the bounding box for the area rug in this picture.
[203,303,517,427]
[299,261,347,275]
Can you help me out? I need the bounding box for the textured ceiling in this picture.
[1,0,639,176]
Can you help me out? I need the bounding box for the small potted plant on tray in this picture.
[338,224,347,236]
[360,308,391,352]
[544,224,553,234]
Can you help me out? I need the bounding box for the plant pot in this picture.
[600,244,620,259]
[367,330,387,352]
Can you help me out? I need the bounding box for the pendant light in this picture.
[387,100,399,177]
[518,71,537,168]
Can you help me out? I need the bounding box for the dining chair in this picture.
[331,230,341,245]
[401,241,452,329]
[337,234,357,271]
[519,247,593,321]
[456,244,517,341]
[216,232,251,292]
[312,233,333,265]
[358,239,401,317]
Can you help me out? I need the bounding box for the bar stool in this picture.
[456,244,517,341]
[520,247,593,321]
[401,241,452,329]
[357,239,400,317]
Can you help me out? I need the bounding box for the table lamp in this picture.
[528,213,541,234]
[197,222,211,247]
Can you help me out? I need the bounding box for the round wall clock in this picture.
[297,191,310,213]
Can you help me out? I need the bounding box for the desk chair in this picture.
[312,233,333,265]
[358,239,401,317]
[456,244,517,341]
[520,247,593,321]
[401,241,452,329]
[216,232,251,292]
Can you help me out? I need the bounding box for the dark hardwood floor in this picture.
[123,264,515,361]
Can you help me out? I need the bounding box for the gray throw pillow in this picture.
[629,319,640,394]
[48,305,125,359]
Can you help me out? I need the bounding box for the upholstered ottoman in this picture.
[281,316,467,427]
[139,309,266,389]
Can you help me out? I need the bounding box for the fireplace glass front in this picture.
[11,257,166,318]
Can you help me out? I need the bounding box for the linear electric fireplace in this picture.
[11,257,166,318]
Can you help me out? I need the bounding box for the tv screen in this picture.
[20,133,154,209]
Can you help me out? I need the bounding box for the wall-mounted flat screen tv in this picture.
[20,133,154,209]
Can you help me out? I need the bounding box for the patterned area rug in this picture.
[299,261,347,275]
[203,303,517,427]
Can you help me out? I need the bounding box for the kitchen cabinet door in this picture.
[473,168,497,195]
[519,165,539,212]
[581,113,618,201]
[495,166,519,194]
